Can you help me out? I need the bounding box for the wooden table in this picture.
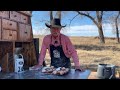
[0,69,91,79]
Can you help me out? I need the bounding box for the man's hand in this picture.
[75,66,85,72]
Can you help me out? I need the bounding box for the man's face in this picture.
[50,27,61,37]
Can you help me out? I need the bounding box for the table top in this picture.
[0,69,91,79]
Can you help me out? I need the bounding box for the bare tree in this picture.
[49,11,62,22]
[56,11,61,20]
[76,11,105,44]
[115,11,120,43]
[50,11,53,22]
[108,11,120,43]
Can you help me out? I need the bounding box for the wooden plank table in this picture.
[0,69,91,79]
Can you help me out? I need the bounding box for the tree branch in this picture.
[76,11,99,28]
[69,13,79,27]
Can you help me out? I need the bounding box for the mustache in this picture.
[53,32,60,34]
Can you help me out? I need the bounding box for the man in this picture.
[30,18,83,71]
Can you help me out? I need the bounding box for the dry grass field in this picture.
[34,35,120,71]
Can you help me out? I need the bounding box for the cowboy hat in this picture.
[45,18,66,28]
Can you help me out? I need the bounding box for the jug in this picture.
[14,54,24,73]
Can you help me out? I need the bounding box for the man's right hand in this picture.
[29,64,43,70]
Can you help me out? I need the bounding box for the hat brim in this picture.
[45,23,66,28]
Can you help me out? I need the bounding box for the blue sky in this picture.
[31,11,117,37]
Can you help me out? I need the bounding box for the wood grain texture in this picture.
[2,29,17,41]
[0,11,36,73]
[10,11,21,22]
[2,19,17,30]
[21,42,37,69]
[0,41,37,72]
[18,23,32,42]
[0,11,9,18]
[0,42,14,72]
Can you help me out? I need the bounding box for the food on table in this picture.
[52,67,70,75]
[41,66,55,73]
[41,66,70,75]
[52,70,57,74]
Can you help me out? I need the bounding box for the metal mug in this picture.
[97,64,116,79]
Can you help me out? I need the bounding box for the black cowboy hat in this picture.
[45,18,66,28]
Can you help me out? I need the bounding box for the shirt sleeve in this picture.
[66,37,80,67]
[38,36,47,66]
